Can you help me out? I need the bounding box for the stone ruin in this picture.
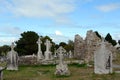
[94,39,112,74]
[6,42,19,70]
[74,34,85,60]
[74,30,117,63]
[55,46,70,76]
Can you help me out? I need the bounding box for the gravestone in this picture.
[44,39,52,60]
[94,39,112,74]
[37,37,44,61]
[0,65,6,80]
[54,48,57,58]
[6,43,18,70]
[0,67,4,80]
[69,51,73,58]
[55,46,70,76]
[0,57,7,80]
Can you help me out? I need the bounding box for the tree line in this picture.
[0,31,74,56]
[0,31,119,56]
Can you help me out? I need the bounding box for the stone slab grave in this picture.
[94,39,112,74]
[6,42,19,70]
[37,36,44,61]
[69,50,73,58]
[55,46,70,76]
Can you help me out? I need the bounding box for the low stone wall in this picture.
[19,56,37,65]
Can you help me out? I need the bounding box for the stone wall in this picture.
[19,56,37,65]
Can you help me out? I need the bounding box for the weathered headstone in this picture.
[44,39,52,60]
[6,43,18,70]
[94,39,112,74]
[37,37,44,61]
[55,46,70,76]
[54,48,57,58]
[69,51,73,58]
[0,67,3,80]
[0,66,6,80]
[0,57,7,80]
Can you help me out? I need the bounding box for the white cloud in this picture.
[96,3,120,12]
[55,30,63,36]
[0,37,18,46]
[0,26,21,45]
[113,33,120,41]
[2,0,76,20]
[0,26,22,34]
[49,34,73,44]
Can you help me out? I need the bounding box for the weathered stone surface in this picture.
[6,43,18,70]
[74,30,101,62]
[94,39,112,74]
[55,46,70,76]
[44,39,53,60]
[74,34,85,59]
[19,55,37,65]
[37,37,44,61]
[84,30,101,62]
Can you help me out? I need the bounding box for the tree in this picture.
[59,42,67,47]
[105,33,117,46]
[58,40,74,52]
[105,33,112,41]
[118,40,120,45]
[0,45,10,56]
[15,31,39,56]
[95,31,102,39]
[64,40,74,52]
[40,36,55,55]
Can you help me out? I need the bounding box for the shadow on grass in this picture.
[68,63,87,68]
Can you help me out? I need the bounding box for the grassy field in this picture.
[3,63,120,80]
[3,51,120,80]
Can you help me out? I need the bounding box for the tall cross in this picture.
[44,39,52,51]
[11,42,15,51]
[37,37,42,52]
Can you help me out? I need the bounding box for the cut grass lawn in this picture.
[3,64,120,80]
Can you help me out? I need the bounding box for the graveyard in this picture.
[1,1,120,80]
[0,30,120,80]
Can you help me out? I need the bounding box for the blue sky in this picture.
[0,0,120,45]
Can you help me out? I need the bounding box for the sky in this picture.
[0,0,120,46]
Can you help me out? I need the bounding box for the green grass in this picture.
[3,64,120,80]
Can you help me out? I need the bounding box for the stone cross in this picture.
[37,37,44,61]
[56,46,66,65]
[55,46,70,76]
[11,42,15,51]
[44,39,52,60]
[37,37,42,52]
[54,48,57,58]
[44,39,52,52]
[69,50,72,58]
